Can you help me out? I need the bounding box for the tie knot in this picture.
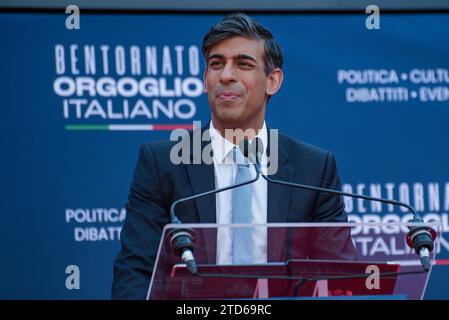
[232,146,248,166]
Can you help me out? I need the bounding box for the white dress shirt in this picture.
[209,120,268,265]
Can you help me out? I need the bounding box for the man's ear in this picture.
[266,68,284,96]
[203,68,208,93]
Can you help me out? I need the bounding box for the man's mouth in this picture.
[217,92,241,101]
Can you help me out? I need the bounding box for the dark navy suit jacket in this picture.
[111,123,356,299]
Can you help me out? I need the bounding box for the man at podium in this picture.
[112,13,356,300]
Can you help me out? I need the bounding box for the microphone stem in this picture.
[170,170,260,223]
[260,174,421,220]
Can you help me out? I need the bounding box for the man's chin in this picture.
[214,113,244,129]
[213,106,244,122]
[217,118,244,129]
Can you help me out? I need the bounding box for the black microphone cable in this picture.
[244,138,436,271]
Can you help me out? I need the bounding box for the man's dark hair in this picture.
[202,13,283,75]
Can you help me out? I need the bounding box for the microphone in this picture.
[168,142,261,274]
[239,139,261,173]
[245,137,436,271]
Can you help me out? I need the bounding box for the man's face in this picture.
[204,36,270,130]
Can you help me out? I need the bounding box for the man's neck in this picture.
[211,118,265,145]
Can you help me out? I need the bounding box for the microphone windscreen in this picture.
[238,139,250,158]
[251,137,264,159]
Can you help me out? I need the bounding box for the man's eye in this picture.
[209,61,222,67]
[238,61,253,68]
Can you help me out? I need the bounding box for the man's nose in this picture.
[219,62,237,84]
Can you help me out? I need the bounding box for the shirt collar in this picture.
[209,120,268,165]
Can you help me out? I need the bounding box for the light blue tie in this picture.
[231,146,253,264]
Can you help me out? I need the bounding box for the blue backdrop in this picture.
[1,12,448,299]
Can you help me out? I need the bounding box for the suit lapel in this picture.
[184,123,217,263]
[267,134,294,223]
[184,123,216,223]
[267,134,294,262]
[185,163,216,223]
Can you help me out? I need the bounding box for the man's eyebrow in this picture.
[235,54,257,63]
[207,53,258,63]
[208,53,224,60]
